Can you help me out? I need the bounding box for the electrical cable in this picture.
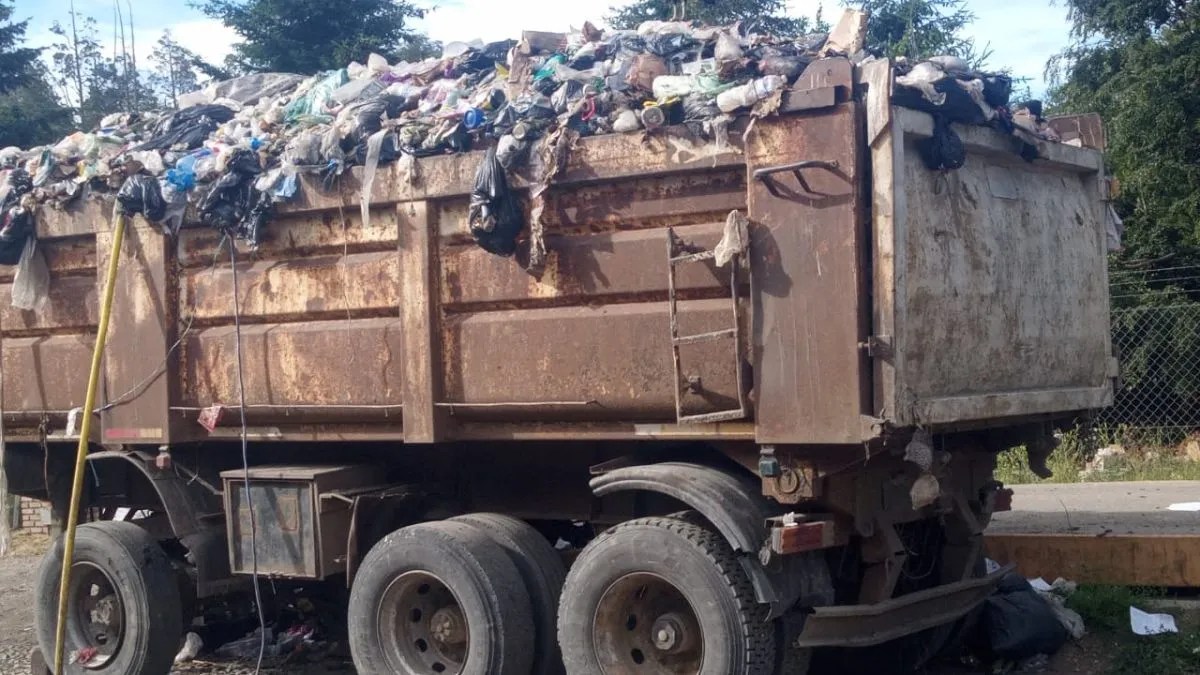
[229,237,266,674]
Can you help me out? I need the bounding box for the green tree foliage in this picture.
[0,64,73,148]
[608,0,815,35]
[150,30,203,108]
[849,0,988,66]
[197,0,435,73]
[1051,2,1200,427]
[0,0,39,93]
[1051,1,1200,267]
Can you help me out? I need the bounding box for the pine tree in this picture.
[0,0,40,94]
[198,0,436,73]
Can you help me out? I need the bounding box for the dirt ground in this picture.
[0,531,1127,675]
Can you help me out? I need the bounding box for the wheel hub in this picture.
[68,562,125,669]
[651,612,694,654]
[377,571,469,675]
[593,572,704,673]
[430,606,467,645]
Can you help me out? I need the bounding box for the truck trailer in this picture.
[2,58,1114,675]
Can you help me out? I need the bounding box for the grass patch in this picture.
[1068,586,1200,675]
[994,427,1200,485]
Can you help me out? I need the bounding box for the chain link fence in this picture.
[1095,302,1200,442]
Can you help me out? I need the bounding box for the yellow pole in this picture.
[52,208,127,674]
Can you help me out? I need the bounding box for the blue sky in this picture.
[12,0,1074,94]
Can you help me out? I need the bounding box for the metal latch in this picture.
[859,335,893,358]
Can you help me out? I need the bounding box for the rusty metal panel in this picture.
[749,107,868,444]
[33,199,111,240]
[183,251,400,321]
[398,201,446,442]
[0,275,98,333]
[441,222,730,307]
[222,464,376,579]
[443,299,741,421]
[183,318,404,413]
[283,127,748,213]
[100,221,174,445]
[433,170,745,239]
[2,335,93,416]
[177,208,399,267]
[887,109,1111,425]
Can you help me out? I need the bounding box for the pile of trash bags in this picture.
[0,9,1065,274]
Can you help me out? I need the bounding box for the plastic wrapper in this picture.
[285,69,350,122]
[469,146,524,256]
[11,236,48,311]
[158,179,189,236]
[360,129,391,232]
[116,175,168,222]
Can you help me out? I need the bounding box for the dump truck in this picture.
[2,58,1114,675]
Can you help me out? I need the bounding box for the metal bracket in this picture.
[753,160,841,199]
[858,334,893,359]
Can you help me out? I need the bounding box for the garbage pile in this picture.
[891,56,1059,170]
[0,9,1066,283]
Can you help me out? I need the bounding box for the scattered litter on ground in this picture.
[175,632,204,664]
[1130,606,1178,636]
[1166,502,1200,511]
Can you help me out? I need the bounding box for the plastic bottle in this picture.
[716,75,786,113]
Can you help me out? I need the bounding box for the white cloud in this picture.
[166,19,241,66]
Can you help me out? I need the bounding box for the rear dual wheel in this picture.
[558,516,777,675]
[348,515,565,675]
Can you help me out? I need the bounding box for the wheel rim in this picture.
[593,572,704,673]
[377,571,469,674]
[67,562,125,669]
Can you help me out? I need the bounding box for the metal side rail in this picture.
[795,564,1013,649]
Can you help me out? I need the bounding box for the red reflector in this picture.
[771,520,835,555]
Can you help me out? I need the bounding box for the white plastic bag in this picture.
[12,236,49,312]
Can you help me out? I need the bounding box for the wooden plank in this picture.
[986,534,1200,588]
[398,201,445,442]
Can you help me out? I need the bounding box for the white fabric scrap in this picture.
[1167,502,1200,512]
[1130,606,1178,636]
[714,210,749,267]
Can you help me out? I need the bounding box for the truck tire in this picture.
[558,515,775,675]
[451,513,566,675]
[348,520,535,675]
[34,521,183,675]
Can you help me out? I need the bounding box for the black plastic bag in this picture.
[469,146,524,256]
[975,573,1069,660]
[116,174,168,222]
[198,148,270,246]
[893,78,989,126]
[2,167,32,209]
[918,116,966,171]
[137,105,235,151]
[0,204,34,265]
[983,74,1013,108]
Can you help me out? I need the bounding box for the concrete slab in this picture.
[989,481,1200,536]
